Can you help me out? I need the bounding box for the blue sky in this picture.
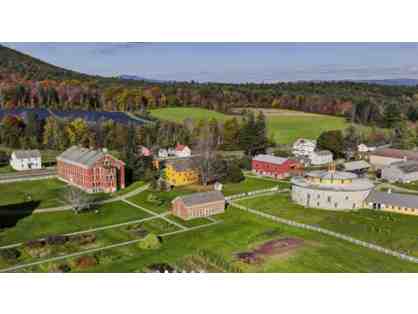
[4,43,418,83]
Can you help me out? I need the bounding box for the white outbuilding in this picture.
[10,150,42,171]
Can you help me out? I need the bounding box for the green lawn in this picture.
[266,115,348,144]
[151,107,232,123]
[393,181,418,191]
[150,107,350,144]
[75,208,418,273]
[0,201,151,246]
[0,165,15,174]
[236,192,418,256]
[127,188,193,214]
[222,177,288,196]
[0,178,67,208]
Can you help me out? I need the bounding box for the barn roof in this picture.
[370,148,418,161]
[253,154,288,165]
[366,191,418,209]
[13,150,41,159]
[174,191,225,207]
[166,158,197,172]
[57,146,122,168]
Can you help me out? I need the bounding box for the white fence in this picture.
[226,186,289,201]
[231,201,418,264]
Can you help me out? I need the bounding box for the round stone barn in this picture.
[291,164,374,210]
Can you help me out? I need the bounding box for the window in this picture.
[327,196,331,203]
[334,203,338,208]
[345,196,349,201]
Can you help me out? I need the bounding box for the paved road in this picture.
[0,168,57,183]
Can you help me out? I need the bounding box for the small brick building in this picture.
[171,191,225,220]
[252,154,303,179]
[57,146,125,193]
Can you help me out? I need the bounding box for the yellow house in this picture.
[164,159,199,186]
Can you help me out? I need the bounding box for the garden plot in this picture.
[236,237,304,265]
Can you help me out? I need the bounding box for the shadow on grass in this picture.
[0,201,40,229]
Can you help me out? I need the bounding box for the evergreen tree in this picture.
[383,102,402,128]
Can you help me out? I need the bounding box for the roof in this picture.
[176,144,189,151]
[174,191,225,207]
[294,138,316,145]
[344,160,371,171]
[253,154,288,165]
[57,146,121,168]
[306,170,358,180]
[313,150,333,156]
[366,190,418,209]
[370,148,418,161]
[390,160,418,174]
[12,150,41,159]
[166,158,197,172]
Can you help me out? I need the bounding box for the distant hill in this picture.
[118,74,172,83]
[0,44,91,81]
[357,78,418,87]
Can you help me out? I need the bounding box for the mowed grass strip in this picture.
[78,207,418,273]
[0,201,151,246]
[236,192,418,256]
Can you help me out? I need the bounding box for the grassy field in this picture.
[151,107,232,123]
[150,107,351,144]
[0,165,15,174]
[266,114,347,144]
[0,178,67,208]
[236,192,418,256]
[3,176,418,272]
[74,207,418,273]
[0,200,151,246]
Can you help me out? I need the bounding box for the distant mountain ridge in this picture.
[355,78,418,87]
[118,74,173,83]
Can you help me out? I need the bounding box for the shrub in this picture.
[138,233,161,250]
[45,235,69,246]
[0,248,21,261]
[49,263,71,273]
[71,233,97,246]
[222,163,245,183]
[25,239,46,249]
[75,256,98,269]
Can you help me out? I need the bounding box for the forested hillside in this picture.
[1,44,418,126]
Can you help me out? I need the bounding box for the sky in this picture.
[4,43,418,83]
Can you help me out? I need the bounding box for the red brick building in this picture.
[57,146,125,193]
[252,154,303,179]
[171,191,225,220]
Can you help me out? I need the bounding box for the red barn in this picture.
[252,154,303,179]
[57,146,125,193]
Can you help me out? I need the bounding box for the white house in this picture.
[309,150,333,166]
[175,144,191,158]
[292,138,316,157]
[158,149,168,158]
[10,150,42,171]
